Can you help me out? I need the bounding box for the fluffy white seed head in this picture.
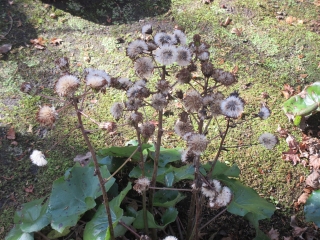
[258,105,271,120]
[110,102,124,120]
[154,32,176,46]
[133,177,151,194]
[140,122,156,139]
[220,95,244,118]
[127,40,148,58]
[151,93,168,111]
[86,75,107,90]
[163,236,178,240]
[259,133,278,149]
[36,105,58,127]
[174,120,194,138]
[187,133,208,155]
[55,75,80,97]
[142,24,152,35]
[210,186,232,209]
[30,150,47,166]
[134,57,154,78]
[174,29,187,45]
[154,44,177,65]
[176,46,192,66]
[183,90,203,112]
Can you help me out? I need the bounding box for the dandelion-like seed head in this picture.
[156,80,171,95]
[142,24,152,35]
[181,148,196,163]
[201,61,214,77]
[127,83,150,99]
[86,75,107,90]
[127,40,148,59]
[174,120,194,138]
[176,46,192,66]
[134,57,154,78]
[183,90,203,112]
[154,32,176,46]
[125,98,143,111]
[174,29,187,45]
[163,236,178,240]
[85,68,111,85]
[187,133,208,155]
[202,95,214,107]
[36,105,58,127]
[201,183,217,198]
[55,57,69,72]
[127,111,143,126]
[133,177,150,194]
[151,93,168,111]
[20,82,32,94]
[208,92,225,117]
[55,75,80,97]
[259,133,278,149]
[176,68,192,84]
[220,95,244,118]
[212,69,237,86]
[118,77,133,89]
[258,105,271,120]
[210,186,232,209]
[198,51,210,61]
[140,122,156,139]
[99,122,117,132]
[110,102,124,120]
[30,150,47,166]
[154,44,177,65]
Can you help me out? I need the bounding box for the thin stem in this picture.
[79,110,99,125]
[73,98,115,240]
[119,221,141,239]
[199,208,227,230]
[149,186,192,192]
[38,93,67,103]
[176,217,184,240]
[35,231,50,240]
[104,147,140,182]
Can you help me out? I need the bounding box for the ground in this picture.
[1,0,320,239]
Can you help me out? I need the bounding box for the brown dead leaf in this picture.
[220,17,232,27]
[282,148,300,165]
[6,126,16,140]
[11,141,18,146]
[300,74,308,79]
[16,19,22,27]
[30,37,46,49]
[306,171,320,188]
[267,227,279,240]
[300,175,305,183]
[277,124,288,138]
[286,134,299,149]
[0,44,12,54]
[232,65,239,74]
[286,16,297,25]
[231,28,242,36]
[24,185,34,193]
[297,192,309,205]
[286,172,292,184]
[282,84,295,99]
[50,38,63,45]
[283,236,293,240]
[309,154,320,170]
[315,0,320,6]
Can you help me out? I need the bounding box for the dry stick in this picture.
[38,93,67,103]
[35,231,50,240]
[135,128,149,235]
[207,117,231,177]
[176,217,184,240]
[79,110,99,125]
[104,146,140,182]
[199,208,227,231]
[73,98,115,240]
[149,186,192,192]
[119,221,141,239]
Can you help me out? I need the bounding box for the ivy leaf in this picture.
[304,189,320,227]
[153,190,185,207]
[48,165,115,233]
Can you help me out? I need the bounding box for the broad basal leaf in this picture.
[304,189,320,227]
[149,148,182,167]
[153,190,185,207]
[48,165,115,233]
[5,225,34,240]
[202,161,240,178]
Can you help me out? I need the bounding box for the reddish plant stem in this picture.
[73,98,115,240]
[119,221,141,239]
[200,208,227,231]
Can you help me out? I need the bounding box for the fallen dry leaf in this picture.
[267,227,279,240]
[6,126,16,140]
[297,192,309,205]
[220,17,232,27]
[282,148,300,165]
[30,37,46,49]
[24,185,34,193]
[315,0,320,6]
[282,84,295,99]
[232,65,239,74]
[286,16,297,25]
[309,154,320,169]
[231,28,242,36]
[286,134,299,149]
[300,74,308,79]
[306,170,320,188]
[277,125,289,138]
[0,44,12,54]
[50,38,63,45]
[16,19,22,27]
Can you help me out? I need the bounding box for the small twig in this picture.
[38,93,67,103]
[35,231,50,240]
[104,146,140,182]
[119,221,141,239]
[0,175,13,180]
[79,110,99,125]
[199,208,227,230]
[149,186,192,192]
[176,217,184,240]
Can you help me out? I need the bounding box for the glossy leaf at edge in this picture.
[304,189,320,227]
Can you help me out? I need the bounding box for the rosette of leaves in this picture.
[283,82,320,126]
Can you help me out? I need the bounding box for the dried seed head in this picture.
[55,75,80,97]
[146,40,158,51]
[212,69,237,86]
[187,61,197,72]
[154,44,177,65]
[140,122,156,139]
[220,95,244,118]
[110,102,124,120]
[175,90,184,99]
[127,40,148,59]
[156,80,171,95]
[176,46,192,66]
[125,98,143,111]
[85,68,111,85]
[142,24,152,35]
[259,133,278,149]
[134,57,154,78]
[201,61,214,77]
[176,68,192,84]
[20,82,32,94]
[174,120,194,138]
[154,32,176,46]
[187,133,208,155]
[99,122,117,132]
[133,177,150,194]
[209,186,232,209]
[127,84,150,99]
[201,180,221,198]
[181,148,196,163]
[36,105,58,127]
[258,104,271,120]
[118,77,133,89]
[86,75,107,90]
[151,93,168,111]
[55,57,69,72]
[198,51,210,61]
[173,29,187,45]
[193,34,201,44]
[30,150,47,166]
[209,92,225,117]
[128,111,143,126]
[183,90,203,112]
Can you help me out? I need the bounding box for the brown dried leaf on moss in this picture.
[267,227,280,240]
[6,126,16,140]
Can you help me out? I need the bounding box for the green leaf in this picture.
[98,144,152,161]
[153,190,185,207]
[133,208,177,229]
[97,156,125,173]
[83,183,132,240]
[217,175,275,238]
[304,189,320,227]
[16,197,51,233]
[5,225,34,240]
[149,148,182,167]
[47,228,70,239]
[202,161,240,178]
[112,216,135,238]
[164,172,174,187]
[48,165,115,233]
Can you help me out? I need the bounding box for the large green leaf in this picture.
[14,197,50,233]
[97,144,152,161]
[83,183,132,240]
[48,165,115,233]
[217,175,275,237]
[97,156,125,173]
[133,207,178,229]
[149,148,182,167]
[202,161,240,178]
[304,189,320,227]
[5,225,34,240]
[283,82,320,125]
[153,190,185,207]
[47,228,70,239]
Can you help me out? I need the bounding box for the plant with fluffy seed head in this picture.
[176,46,192,66]
[176,68,192,84]
[212,69,237,86]
[174,120,194,138]
[36,105,58,127]
[142,24,152,35]
[110,102,124,120]
[99,122,117,132]
[140,122,156,139]
[55,75,80,97]
[220,95,244,118]
[156,80,171,95]
[127,40,148,59]
[133,177,150,194]
[154,32,176,46]
[258,104,271,120]
[154,44,177,65]
[259,133,278,149]
[134,57,154,78]
[86,75,107,90]
[201,61,214,77]
[183,90,203,112]
[174,29,187,45]
[163,236,178,240]
[127,112,143,126]
[151,93,168,111]
[20,82,32,94]
[187,133,208,155]
[30,150,47,166]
